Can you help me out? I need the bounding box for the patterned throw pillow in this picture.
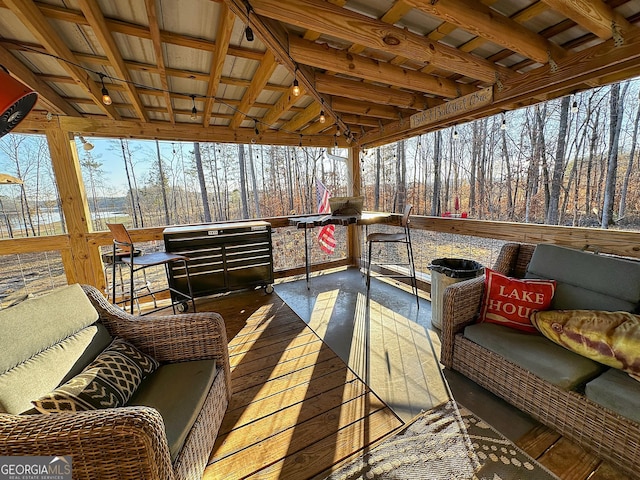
[479,268,556,333]
[32,338,159,413]
[531,309,640,380]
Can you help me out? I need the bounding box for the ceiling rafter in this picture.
[405,0,565,64]
[541,0,635,40]
[249,0,513,84]
[348,0,413,56]
[77,0,148,121]
[229,50,277,129]
[315,74,429,110]
[0,43,80,117]
[280,102,321,133]
[3,0,121,120]
[203,4,235,127]
[144,0,175,123]
[261,86,305,128]
[224,0,352,138]
[0,0,265,61]
[289,36,474,98]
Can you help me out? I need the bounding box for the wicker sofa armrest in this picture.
[81,285,231,400]
[440,275,485,368]
[0,407,173,480]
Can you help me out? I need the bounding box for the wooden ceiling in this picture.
[2,0,640,148]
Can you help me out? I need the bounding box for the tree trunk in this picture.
[249,144,261,217]
[238,144,249,219]
[193,142,211,222]
[431,131,442,216]
[546,96,571,225]
[155,140,171,225]
[602,82,629,227]
[374,147,381,210]
[396,140,406,212]
[618,101,640,219]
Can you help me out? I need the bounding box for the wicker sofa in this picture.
[0,283,231,480]
[440,242,640,478]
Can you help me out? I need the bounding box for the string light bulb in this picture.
[99,74,112,105]
[79,135,94,151]
[453,126,459,139]
[319,110,326,124]
[571,95,578,113]
[292,69,300,97]
[500,112,507,130]
[190,95,197,120]
[254,119,259,135]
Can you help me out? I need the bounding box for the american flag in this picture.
[316,178,336,254]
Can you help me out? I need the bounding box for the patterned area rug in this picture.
[325,401,559,480]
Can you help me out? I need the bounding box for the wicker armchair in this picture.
[0,285,231,480]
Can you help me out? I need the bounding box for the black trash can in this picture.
[428,258,484,329]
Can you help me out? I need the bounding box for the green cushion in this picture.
[525,244,640,312]
[32,338,159,414]
[0,284,99,375]
[0,324,112,414]
[128,360,218,461]
[586,368,640,423]
[464,323,605,390]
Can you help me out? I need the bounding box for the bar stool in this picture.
[106,223,196,315]
[365,204,419,306]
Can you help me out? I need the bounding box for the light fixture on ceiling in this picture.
[99,73,112,106]
[0,65,38,138]
[245,25,254,42]
[79,135,94,151]
[453,126,459,139]
[254,119,259,135]
[190,95,197,120]
[571,95,578,114]
[500,112,507,130]
[319,110,326,124]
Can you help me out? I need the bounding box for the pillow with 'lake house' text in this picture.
[479,268,556,333]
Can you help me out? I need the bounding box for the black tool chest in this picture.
[163,221,274,298]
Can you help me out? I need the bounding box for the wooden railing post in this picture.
[45,126,105,290]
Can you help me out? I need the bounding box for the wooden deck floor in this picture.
[193,287,630,480]
[200,292,403,479]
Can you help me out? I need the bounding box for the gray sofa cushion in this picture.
[585,368,640,423]
[464,323,605,390]
[128,359,218,461]
[0,323,112,414]
[0,284,99,374]
[524,244,640,312]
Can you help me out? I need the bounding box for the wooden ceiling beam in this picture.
[3,0,121,120]
[204,4,235,127]
[15,112,346,147]
[77,0,148,121]
[360,26,640,147]
[405,0,564,64]
[316,74,428,110]
[541,0,634,40]
[289,36,474,98]
[249,0,512,84]
[224,0,351,138]
[144,0,175,123]
[261,87,306,129]
[229,50,277,129]
[348,0,413,56]
[0,44,81,117]
[279,102,321,133]
[303,0,346,42]
[331,98,402,120]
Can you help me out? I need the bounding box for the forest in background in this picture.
[1,77,640,239]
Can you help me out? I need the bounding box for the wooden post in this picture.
[348,145,362,266]
[45,126,105,290]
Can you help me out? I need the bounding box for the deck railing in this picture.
[2,213,640,306]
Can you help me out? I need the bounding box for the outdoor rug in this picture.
[324,400,559,480]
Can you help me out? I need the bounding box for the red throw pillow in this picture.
[479,268,556,333]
